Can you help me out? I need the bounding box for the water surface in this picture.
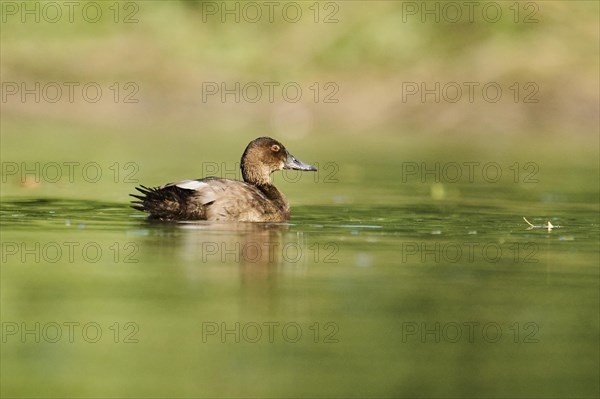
[1,182,598,398]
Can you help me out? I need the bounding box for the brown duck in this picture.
[130,137,317,222]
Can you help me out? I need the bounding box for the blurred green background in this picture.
[1,1,599,398]
[1,1,598,188]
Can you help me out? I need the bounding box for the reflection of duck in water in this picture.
[175,222,294,268]
[131,137,316,222]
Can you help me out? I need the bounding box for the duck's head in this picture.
[241,137,317,185]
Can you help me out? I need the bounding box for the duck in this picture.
[130,137,317,222]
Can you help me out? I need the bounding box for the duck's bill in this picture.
[284,153,317,171]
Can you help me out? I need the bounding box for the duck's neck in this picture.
[256,183,289,215]
[242,165,289,215]
[242,164,271,186]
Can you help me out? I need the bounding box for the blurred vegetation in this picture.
[1,1,598,201]
[2,1,598,136]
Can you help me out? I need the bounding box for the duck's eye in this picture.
[271,144,280,152]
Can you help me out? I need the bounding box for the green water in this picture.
[1,154,599,398]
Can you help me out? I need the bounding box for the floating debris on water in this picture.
[523,217,561,232]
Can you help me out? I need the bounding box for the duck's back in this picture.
[131,178,288,222]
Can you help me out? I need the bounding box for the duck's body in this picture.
[132,178,290,222]
[130,137,316,222]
